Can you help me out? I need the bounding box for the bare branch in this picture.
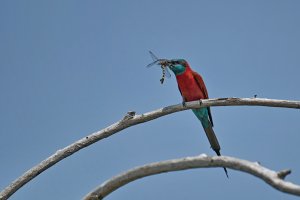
[1,98,300,200]
[83,155,300,200]
[277,169,292,179]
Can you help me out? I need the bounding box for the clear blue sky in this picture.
[1,1,300,199]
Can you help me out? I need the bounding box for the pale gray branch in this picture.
[83,155,300,200]
[1,98,300,200]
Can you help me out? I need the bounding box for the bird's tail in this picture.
[204,125,229,178]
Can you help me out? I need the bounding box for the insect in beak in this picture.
[146,51,171,84]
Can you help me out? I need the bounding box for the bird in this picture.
[168,59,228,178]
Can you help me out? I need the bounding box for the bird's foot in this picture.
[198,99,202,106]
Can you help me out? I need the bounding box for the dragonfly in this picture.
[146,51,172,84]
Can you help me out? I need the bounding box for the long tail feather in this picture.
[204,125,229,178]
[215,149,229,178]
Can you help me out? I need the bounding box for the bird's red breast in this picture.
[175,64,209,101]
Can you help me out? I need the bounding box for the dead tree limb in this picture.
[1,98,300,200]
[83,155,300,200]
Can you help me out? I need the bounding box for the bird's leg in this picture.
[198,99,202,106]
[182,97,187,107]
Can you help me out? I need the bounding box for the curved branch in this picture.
[1,98,300,199]
[83,155,300,200]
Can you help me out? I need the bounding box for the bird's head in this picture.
[168,59,189,75]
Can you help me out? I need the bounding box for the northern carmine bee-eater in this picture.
[168,59,228,177]
[147,52,228,177]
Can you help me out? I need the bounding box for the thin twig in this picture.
[83,155,300,200]
[1,98,300,200]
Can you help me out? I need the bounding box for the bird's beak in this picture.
[168,61,175,69]
[158,59,170,67]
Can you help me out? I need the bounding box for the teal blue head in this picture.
[168,59,188,75]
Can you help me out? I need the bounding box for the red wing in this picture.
[177,85,187,103]
[192,71,209,99]
[192,71,214,127]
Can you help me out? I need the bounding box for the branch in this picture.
[83,155,300,200]
[1,98,299,200]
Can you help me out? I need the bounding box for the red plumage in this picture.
[175,63,208,101]
[175,62,214,126]
[167,59,228,177]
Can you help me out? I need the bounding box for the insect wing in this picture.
[164,67,171,78]
[149,51,159,61]
[146,60,159,68]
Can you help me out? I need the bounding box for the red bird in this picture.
[168,59,228,177]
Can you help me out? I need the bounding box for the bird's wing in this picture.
[192,71,214,127]
[192,71,209,98]
[177,85,187,103]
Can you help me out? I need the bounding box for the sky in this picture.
[1,0,300,199]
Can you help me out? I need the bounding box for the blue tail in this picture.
[192,108,228,178]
